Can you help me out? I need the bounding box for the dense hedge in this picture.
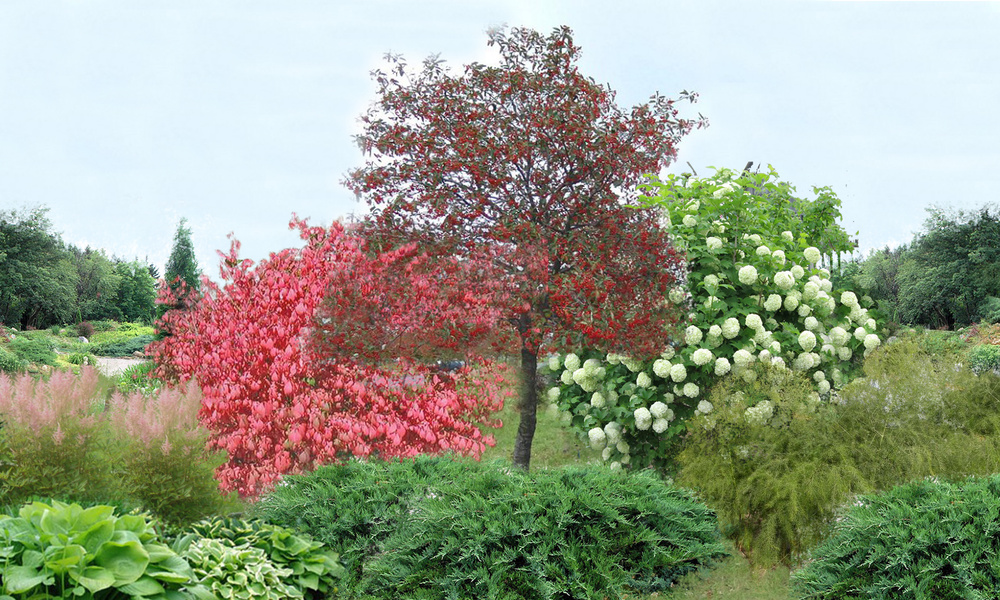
[792,475,1000,599]
[252,456,727,600]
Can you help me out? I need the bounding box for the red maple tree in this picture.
[150,218,514,497]
[347,26,702,469]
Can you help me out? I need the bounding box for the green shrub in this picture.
[90,322,157,346]
[48,324,61,335]
[678,340,1000,567]
[0,345,23,373]
[66,351,96,366]
[253,456,727,599]
[91,334,156,357]
[173,537,302,600]
[968,344,1000,375]
[0,499,196,599]
[8,335,57,366]
[116,361,162,396]
[791,475,1000,599]
[179,517,345,599]
[87,319,118,332]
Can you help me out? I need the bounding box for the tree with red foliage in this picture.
[347,26,702,469]
[150,218,514,497]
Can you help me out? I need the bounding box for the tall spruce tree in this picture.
[159,218,201,320]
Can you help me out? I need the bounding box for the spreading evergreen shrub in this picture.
[792,475,1000,599]
[0,345,23,373]
[91,334,156,357]
[252,456,727,599]
[8,335,57,366]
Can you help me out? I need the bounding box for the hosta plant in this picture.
[179,517,344,599]
[173,537,301,600]
[548,166,882,472]
[0,500,195,599]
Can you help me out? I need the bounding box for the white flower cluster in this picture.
[745,400,774,426]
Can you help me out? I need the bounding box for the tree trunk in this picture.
[511,341,539,471]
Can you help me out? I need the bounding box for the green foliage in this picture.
[90,322,157,345]
[0,345,24,373]
[791,475,1000,599]
[179,517,345,598]
[173,536,301,600]
[253,456,726,599]
[72,246,124,322]
[66,352,95,366]
[678,339,1000,567]
[0,499,196,599]
[8,333,57,366]
[116,361,162,396]
[895,206,1000,329]
[0,206,78,329]
[115,260,158,324]
[967,344,1000,375]
[551,167,880,473]
[91,334,156,357]
[160,218,201,320]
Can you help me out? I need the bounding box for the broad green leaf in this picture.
[117,574,166,596]
[3,565,49,594]
[94,540,150,584]
[76,520,115,556]
[145,555,194,583]
[71,565,116,592]
[43,543,86,571]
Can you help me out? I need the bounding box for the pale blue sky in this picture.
[2,1,998,278]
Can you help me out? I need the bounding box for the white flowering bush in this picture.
[546,167,882,472]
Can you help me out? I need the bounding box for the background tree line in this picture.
[0,206,198,330]
[838,205,1000,330]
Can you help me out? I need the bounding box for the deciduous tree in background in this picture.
[347,25,701,469]
[150,218,514,497]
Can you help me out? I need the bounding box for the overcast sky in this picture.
[2,1,998,279]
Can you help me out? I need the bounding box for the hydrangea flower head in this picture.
[708,324,723,339]
[670,363,687,383]
[772,249,786,265]
[864,333,881,351]
[745,313,763,330]
[703,274,720,288]
[837,346,853,361]
[706,236,723,250]
[685,325,703,346]
[755,245,771,257]
[715,356,732,376]
[634,407,653,430]
[590,391,606,408]
[650,401,670,419]
[588,427,607,449]
[798,330,817,352]
[791,264,805,279]
[764,294,782,312]
[693,348,713,366]
[697,399,713,413]
[738,265,758,285]
[547,387,560,402]
[745,400,774,426]
[684,383,700,398]
[683,214,697,227]
[804,316,820,331]
[547,355,561,371]
[774,270,795,291]
[636,372,652,388]
[830,326,849,346]
[797,304,812,317]
[722,317,740,339]
[802,281,819,301]
[564,353,581,372]
[733,349,754,368]
[781,230,794,243]
[652,359,672,379]
[804,246,822,264]
[652,418,670,433]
